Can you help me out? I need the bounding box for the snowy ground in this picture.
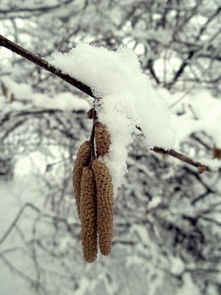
[0,173,41,295]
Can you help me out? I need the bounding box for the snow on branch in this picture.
[0,34,220,176]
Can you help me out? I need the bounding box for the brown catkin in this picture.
[92,159,114,256]
[95,122,111,157]
[80,166,97,262]
[72,141,91,217]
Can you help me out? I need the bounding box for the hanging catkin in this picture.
[80,166,97,262]
[72,141,91,217]
[95,122,111,157]
[92,159,114,256]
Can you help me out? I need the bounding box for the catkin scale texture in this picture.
[92,159,114,256]
[72,141,91,217]
[80,167,97,262]
[95,122,111,157]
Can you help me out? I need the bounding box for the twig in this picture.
[0,204,27,245]
[0,253,46,292]
[152,147,210,173]
[0,34,94,98]
[0,34,220,173]
[88,108,97,163]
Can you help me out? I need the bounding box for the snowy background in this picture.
[0,0,221,294]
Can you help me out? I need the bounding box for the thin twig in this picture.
[0,34,94,98]
[0,204,27,245]
[152,147,210,173]
[89,108,96,163]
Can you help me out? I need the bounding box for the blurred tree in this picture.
[0,1,221,295]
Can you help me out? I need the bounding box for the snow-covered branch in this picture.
[0,34,220,174]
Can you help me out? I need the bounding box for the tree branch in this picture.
[0,0,74,15]
[0,34,219,173]
[166,50,195,89]
[152,147,211,173]
[0,34,94,98]
[146,59,161,85]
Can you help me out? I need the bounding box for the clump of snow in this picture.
[50,43,175,148]
[98,96,133,195]
[1,77,33,99]
[148,196,161,210]
[169,256,185,275]
[49,43,175,194]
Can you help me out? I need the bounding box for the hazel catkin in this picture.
[72,141,91,217]
[95,122,111,157]
[80,166,97,262]
[92,159,114,256]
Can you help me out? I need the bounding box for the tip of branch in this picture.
[198,166,207,174]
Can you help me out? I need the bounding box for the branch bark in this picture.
[0,35,94,98]
[0,34,219,173]
[152,147,211,173]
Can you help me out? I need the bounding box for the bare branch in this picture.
[146,59,161,84]
[0,34,94,98]
[166,50,195,89]
[152,147,212,173]
[0,0,73,14]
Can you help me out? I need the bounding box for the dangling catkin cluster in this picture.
[72,122,114,262]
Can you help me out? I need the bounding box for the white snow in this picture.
[176,273,201,295]
[31,92,90,111]
[49,43,175,194]
[148,196,161,210]
[160,88,221,150]
[169,257,185,275]
[0,77,90,111]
